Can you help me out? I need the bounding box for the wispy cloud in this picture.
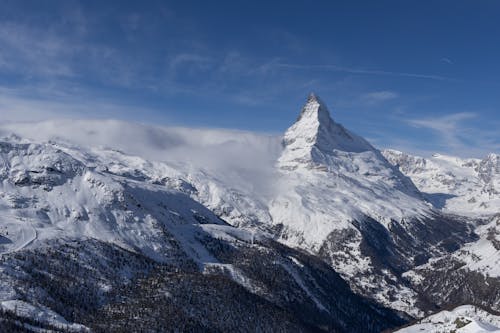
[408,112,477,153]
[1,3,485,157]
[0,119,282,196]
[361,91,399,105]
[440,57,453,65]
[168,53,213,76]
[0,22,77,77]
[407,112,500,157]
[274,63,456,81]
[409,112,476,132]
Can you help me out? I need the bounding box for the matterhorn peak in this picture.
[278,94,374,169]
[295,92,332,125]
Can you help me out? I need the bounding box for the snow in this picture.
[272,94,431,248]
[396,305,500,333]
[0,98,431,252]
[200,223,267,244]
[279,93,374,170]
[0,300,90,332]
[0,215,37,255]
[384,149,500,278]
[203,263,264,295]
[0,137,230,266]
[0,95,439,318]
[0,94,497,323]
[383,149,500,216]
[278,259,329,313]
[452,215,500,277]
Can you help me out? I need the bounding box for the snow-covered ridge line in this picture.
[382,149,500,216]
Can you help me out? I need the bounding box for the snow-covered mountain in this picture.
[273,93,428,243]
[395,305,500,333]
[0,136,404,332]
[382,149,500,216]
[380,149,500,317]
[126,94,477,316]
[263,94,475,315]
[399,213,500,315]
[0,93,498,331]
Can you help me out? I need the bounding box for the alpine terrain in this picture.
[0,94,498,332]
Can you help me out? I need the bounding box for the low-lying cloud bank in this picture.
[0,118,284,194]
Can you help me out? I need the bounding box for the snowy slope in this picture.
[0,134,408,332]
[273,94,430,249]
[395,305,500,333]
[383,149,500,216]
[453,214,500,278]
[266,94,476,316]
[0,95,480,318]
[0,137,228,264]
[404,213,500,290]
[161,94,468,317]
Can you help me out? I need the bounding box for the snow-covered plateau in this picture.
[0,93,498,332]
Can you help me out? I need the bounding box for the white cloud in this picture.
[274,63,455,81]
[0,119,283,196]
[361,91,399,104]
[407,112,499,157]
[409,112,476,133]
[441,57,453,65]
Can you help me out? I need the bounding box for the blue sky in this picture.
[0,0,499,157]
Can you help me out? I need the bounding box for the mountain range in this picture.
[0,94,498,332]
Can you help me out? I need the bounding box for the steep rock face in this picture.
[278,94,421,201]
[479,154,500,197]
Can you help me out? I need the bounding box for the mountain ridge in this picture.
[383,148,500,215]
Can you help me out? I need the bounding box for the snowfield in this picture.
[383,149,500,216]
[396,305,500,333]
